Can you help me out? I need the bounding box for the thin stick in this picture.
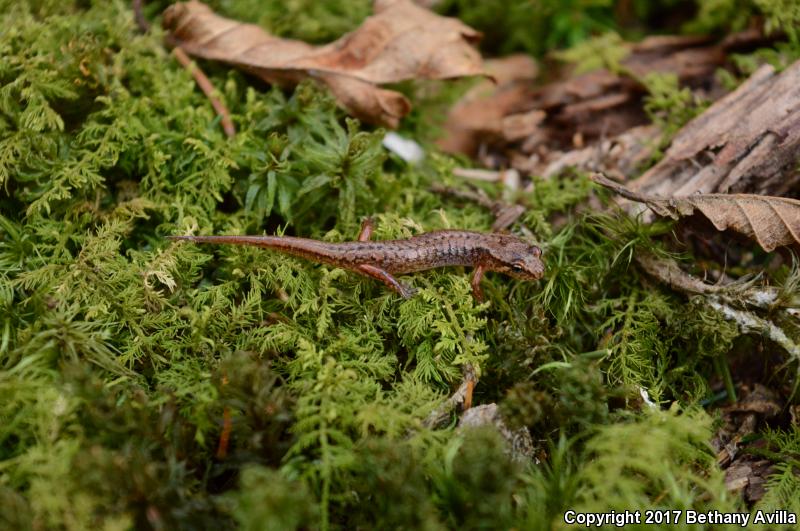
[430,183,525,232]
[172,47,237,137]
[132,0,236,137]
[216,373,233,459]
[216,406,233,458]
[132,0,151,33]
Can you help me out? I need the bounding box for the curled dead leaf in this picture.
[438,55,538,154]
[162,0,485,128]
[592,173,800,252]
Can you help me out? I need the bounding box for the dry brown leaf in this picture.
[592,173,800,252]
[162,0,485,128]
[438,54,538,154]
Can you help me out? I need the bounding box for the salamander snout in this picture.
[500,245,545,280]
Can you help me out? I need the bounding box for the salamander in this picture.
[168,219,544,300]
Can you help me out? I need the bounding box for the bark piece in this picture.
[630,60,800,197]
[163,0,485,128]
[458,403,535,462]
[592,174,800,252]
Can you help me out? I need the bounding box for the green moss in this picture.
[224,466,316,531]
[642,72,708,141]
[574,406,735,517]
[553,31,630,74]
[755,426,800,515]
[436,0,617,57]
[3,1,800,530]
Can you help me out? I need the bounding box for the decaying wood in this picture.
[517,31,767,154]
[630,59,800,197]
[513,124,661,180]
[423,364,478,428]
[635,253,786,312]
[163,0,485,128]
[592,174,800,253]
[458,403,535,462]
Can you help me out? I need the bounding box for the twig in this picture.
[452,168,502,182]
[422,364,477,428]
[706,298,800,367]
[132,0,151,33]
[216,406,233,458]
[132,0,236,137]
[171,48,237,137]
[216,373,233,459]
[636,252,800,387]
[636,253,781,310]
[430,183,525,232]
[452,168,521,192]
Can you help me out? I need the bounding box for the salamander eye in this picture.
[511,264,524,273]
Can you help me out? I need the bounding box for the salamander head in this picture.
[486,237,545,280]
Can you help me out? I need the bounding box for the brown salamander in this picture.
[168,220,544,300]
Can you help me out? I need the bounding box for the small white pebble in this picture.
[639,387,657,409]
[382,132,424,163]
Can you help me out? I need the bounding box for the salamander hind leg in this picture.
[357,217,374,242]
[357,264,417,299]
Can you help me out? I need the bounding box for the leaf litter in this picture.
[163,0,486,128]
[439,29,778,183]
[592,173,800,253]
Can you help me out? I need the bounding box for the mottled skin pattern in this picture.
[168,225,544,300]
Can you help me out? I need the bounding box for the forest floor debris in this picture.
[3,1,800,529]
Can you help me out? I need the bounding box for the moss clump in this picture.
[3,1,800,530]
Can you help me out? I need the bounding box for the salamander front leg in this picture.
[357,264,417,299]
[357,217,374,242]
[470,265,485,302]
